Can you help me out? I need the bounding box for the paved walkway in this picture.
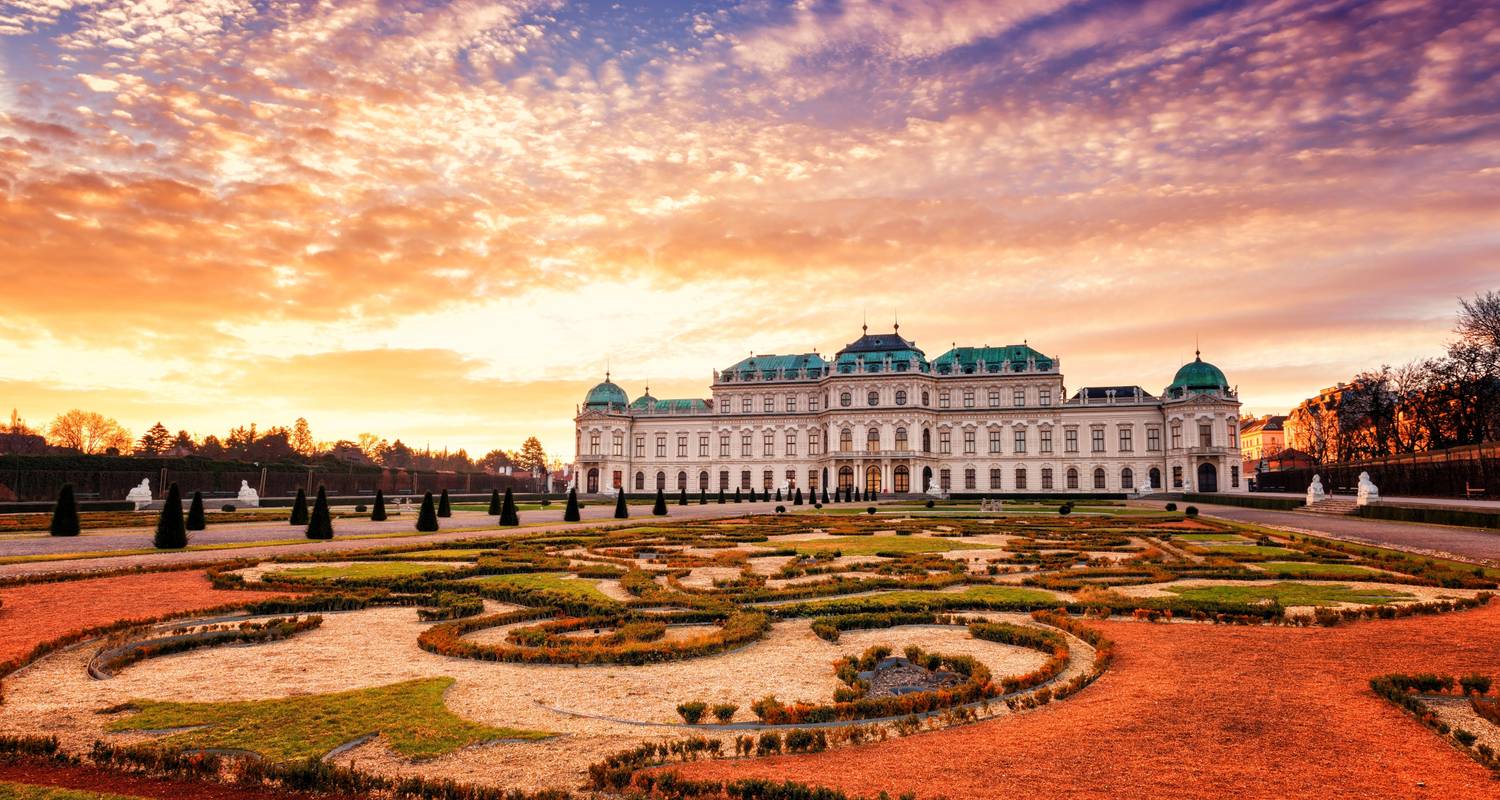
[1148,501,1500,565]
[0,501,787,579]
[1250,491,1500,511]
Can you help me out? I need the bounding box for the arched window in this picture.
[921,391,930,405]
[895,389,907,405]
[1149,467,1162,490]
[677,471,688,491]
[1066,468,1079,490]
[655,471,666,490]
[921,428,931,452]
[895,427,908,450]
[939,468,951,491]
[698,470,709,489]
[635,471,645,491]
[1015,467,1028,490]
[893,465,910,492]
[867,427,880,452]
[586,468,599,493]
[839,428,853,452]
[1041,468,1053,490]
[866,465,882,493]
[867,390,878,406]
[1121,468,1134,489]
[838,466,855,490]
[840,391,852,407]
[1093,467,1107,489]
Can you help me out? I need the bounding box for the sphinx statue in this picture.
[1356,471,1380,506]
[1137,473,1154,496]
[237,480,261,507]
[126,478,152,510]
[1306,474,1327,506]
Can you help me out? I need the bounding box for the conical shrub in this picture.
[186,491,207,531]
[748,488,758,503]
[775,488,782,502]
[154,483,187,549]
[653,488,668,516]
[372,489,388,521]
[416,492,440,532]
[821,488,829,504]
[717,489,725,504]
[699,489,707,505]
[678,487,688,506]
[438,488,452,518]
[733,487,742,503]
[306,486,334,539]
[564,488,581,522]
[289,488,309,525]
[794,488,803,506]
[500,488,520,526]
[487,489,502,515]
[49,484,80,537]
[614,491,629,519]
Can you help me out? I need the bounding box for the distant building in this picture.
[1239,414,1287,477]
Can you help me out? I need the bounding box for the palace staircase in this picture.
[1294,497,1360,516]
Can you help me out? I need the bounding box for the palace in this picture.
[572,326,1245,497]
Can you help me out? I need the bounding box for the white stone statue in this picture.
[1306,474,1326,506]
[126,478,153,510]
[1137,473,1154,496]
[777,481,790,497]
[237,480,260,507]
[925,480,944,498]
[1356,471,1380,506]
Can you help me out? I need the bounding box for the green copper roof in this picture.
[583,378,628,410]
[631,397,710,414]
[1166,354,1230,396]
[834,329,929,373]
[933,344,1052,374]
[720,353,827,381]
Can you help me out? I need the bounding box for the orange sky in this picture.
[2,0,1497,459]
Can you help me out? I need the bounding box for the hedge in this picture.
[1355,504,1500,530]
[419,610,770,665]
[1182,493,1304,511]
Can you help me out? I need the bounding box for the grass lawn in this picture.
[107,677,550,762]
[1198,544,1302,558]
[1172,533,1250,542]
[1256,561,1382,578]
[1165,582,1414,607]
[269,561,461,581]
[791,585,1058,612]
[766,535,1000,556]
[468,571,617,602]
[390,548,498,560]
[0,785,149,800]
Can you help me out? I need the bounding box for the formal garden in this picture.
[1,505,1498,799]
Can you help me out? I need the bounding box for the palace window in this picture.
[809,430,820,454]
[635,436,645,458]
[895,389,907,406]
[809,394,819,411]
[939,430,952,454]
[741,470,751,489]
[719,434,730,457]
[765,396,775,412]
[840,391,852,407]
[1041,468,1053,490]
[699,470,708,489]
[921,391,930,406]
[1148,427,1162,452]
[1065,428,1078,453]
[720,400,730,414]
[741,432,752,457]
[1199,422,1213,448]
[656,471,666,490]
[1172,465,1183,488]
[989,468,1002,489]
[963,389,975,408]
[719,470,729,490]
[895,427,909,450]
[1091,428,1105,453]
[964,468,976,490]
[1093,467,1107,489]
[741,397,752,413]
[678,435,688,457]
[763,431,774,456]
[1119,427,1133,452]
[589,433,600,455]
[787,396,797,412]
[1227,420,1238,448]
[763,470,773,491]
[656,436,667,458]
[939,390,951,408]
[1040,389,1052,407]
[786,469,796,486]
[1015,467,1028,490]
[867,427,881,452]
[1232,465,1241,487]
[988,389,1000,407]
[940,468,951,491]
[809,470,820,490]
[1171,424,1182,449]
[678,471,687,491]
[634,471,644,490]
[868,390,879,407]
[963,429,976,454]
[786,431,798,456]
[1013,428,1027,453]
[989,429,1002,453]
[1121,468,1134,489]
[837,428,851,452]
[613,434,623,457]
[1040,428,1053,454]
[1066,468,1079,489]
[699,434,709,457]
[1013,387,1025,406]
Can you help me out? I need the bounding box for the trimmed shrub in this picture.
[775,505,786,514]
[733,487,742,503]
[774,488,783,502]
[699,489,707,505]
[1058,504,1072,516]
[500,488,520,526]
[438,488,453,518]
[926,499,935,509]
[371,489,387,521]
[866,506,876,515]
[1165,502,1178,512]
[154,483,187,549]
[289,488,309,525]
[306,486,334,539]
[185,491,207,531]
[614,491,629,519]
[821,488,830,504]
[49,484,80,537]
[653,488,668,516]
[487,489,502,515]
[1460,673,1493,696]
[712,703,738,723]
[678,487,689,506]
[355,504,367,513]
[1185,505,1200,517]
[676,701,707,724]
[718,489,726,504]
[220,504,235,513]
[794,488,804,506]
[416,492,440,532]
[565,488,582,522]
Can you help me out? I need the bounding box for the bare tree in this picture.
[46,409,133,454]
[1456,291,1500,353]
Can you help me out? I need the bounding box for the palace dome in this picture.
[1166,353,1230,397]
[583,377,628,411]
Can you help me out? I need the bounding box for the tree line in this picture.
[0,410,550,475]
[1287,292,1500,464]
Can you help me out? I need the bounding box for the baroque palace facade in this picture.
[572,326,1245,497]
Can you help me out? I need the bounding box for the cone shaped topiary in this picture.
[774,488,782,502]
[154,483,187,549]
[487,489,502,515]
[748,488,758,503]
[186,491,207,531]
[678,487,688,506]
[614,490,629,519]
[821,487,829,504]
[699,489,707,505]
[371,489,388,521]
[438,489,452,518]
[733,487,742,503]
[500,488,520,526]
[49,484,81,537]
[306,486,334,539]
[416,492,440,532]
[564,488,581,522]
[794,488,803,506]
[653,488,668,516]
[289,488,309,525]
[717,489,725,504]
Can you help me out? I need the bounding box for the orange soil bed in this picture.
[0,759,351,799]
[676,602,1500,799]
[0,571,293,663]
[1146,519,1220,530]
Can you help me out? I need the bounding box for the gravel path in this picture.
[1175,503,1500,564]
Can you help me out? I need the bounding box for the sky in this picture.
[1,0,1497,460]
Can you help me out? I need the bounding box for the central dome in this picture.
[1166,353,1229,397]
[582,377,628,411]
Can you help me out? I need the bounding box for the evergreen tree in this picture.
[794,488,804,506]
[289,488,309,525]
[487,489,502,515]
[733,487,742,503]
[438,488,452,518]
[678,487,688,506]
[821,487,830,504]
[371,489,388,521]
[698,488,707,505]
[775,488,782,501]
[717,488,726,504]
[564,488,581,522]
[614,490,629,519]
[748,487,758,503]
[416,491,440,532]
[500,488,520,526]
[653,488,668,516]
[154,483,187,549]
[185,491,207,531]
[306,486,334,539]
[49,484,80,537]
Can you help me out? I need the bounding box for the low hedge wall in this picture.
[1183,493,1304,510]
[418,609,770,665]
[1356,504,1500,530]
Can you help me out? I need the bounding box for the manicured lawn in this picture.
[468,571,617,602]
[268,562,460,581]
[391,548,498,560]
[1172,533,1250,542]
[1165,582,1414,607]
[107,677,550,762]
[767,535,999,556]
[1256,561,1381,578]
[1198,544,1302,558]
[0,784,149,800]
[791,585,1059,612]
